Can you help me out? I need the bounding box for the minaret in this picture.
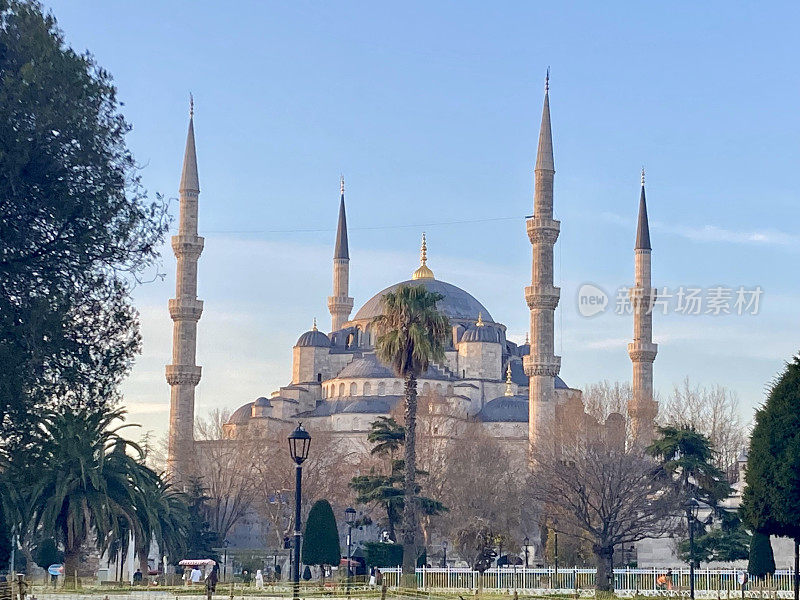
[628,169,658,446]
[328,177,354,332]
[166,97,204,481]
[524,71,561,459]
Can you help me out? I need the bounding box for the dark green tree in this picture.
[648,425,733,566]
[0,0,169,443]
[748,532,775,580]
[350,418,445,542]
[182,478,220,562]
[32,537,63,569]
[367,417,405,459]
[741,354,800,599]
[302,499,340,580]
[679,511,750,563]
[372,285,449,581]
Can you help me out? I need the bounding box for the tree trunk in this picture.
[401,373,418,587]
[593,544,614,593]
[63,546,80,589]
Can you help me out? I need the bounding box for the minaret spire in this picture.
[167,99,205,481]
[524,70,561,461]
[628,170,658,446]
[412,232,435,280]
[328,177,354,331]
[635,168,651,250]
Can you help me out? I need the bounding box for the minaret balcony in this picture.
[523,354,561,377]
[627,341,658,362]
[171,235,205,259]
[525,285,561,310]
[169,298,204,320]
[165,364,202,385]
[526,218,560,244]
[327,296,354,310]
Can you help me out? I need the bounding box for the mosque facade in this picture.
[165,78,658,479]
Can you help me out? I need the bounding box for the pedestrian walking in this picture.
[255,570,264,589]
[369,566,376,588]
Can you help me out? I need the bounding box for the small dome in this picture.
[461,323,499,343]
[254,396,271,407]
[477,395,528,423]
[296,329,330,348]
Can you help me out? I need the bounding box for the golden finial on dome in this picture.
[312,317,318,331]
[504,363,514,396]
[411,232,435,280]
[476,312,484,327]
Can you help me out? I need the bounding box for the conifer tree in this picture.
[747,532,775,580]
[302,500,340,579]
[741,354,800,599]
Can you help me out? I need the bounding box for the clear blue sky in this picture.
[45,1,800,437]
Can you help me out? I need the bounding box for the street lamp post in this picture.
[441,541,448,568]
[684,497,700,600]
[288,424,311,600]
[523,537,529,568]
[222,539,229,582]
[345,507,357,596]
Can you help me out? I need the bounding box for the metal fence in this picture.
[380,567,798,597]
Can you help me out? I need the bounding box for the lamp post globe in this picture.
[288,423,311,465]
[683,497,700,600]
[288,423,311,600]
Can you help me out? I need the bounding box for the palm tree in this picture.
[372,284,449,581]
[20,406,166,586]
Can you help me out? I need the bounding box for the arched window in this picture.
[363,382,372,396]
[446,384,454,396]
[435,384,442,395]
[350,382,357,396]
[394,381,402,394]
[317,373,322,383]
[377,381,386,396]
[339,383,345,397]
[422,382,431,395]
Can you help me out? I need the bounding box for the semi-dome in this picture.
[353,279,494,323]
[229,402,254,424]
[296,328,330,348]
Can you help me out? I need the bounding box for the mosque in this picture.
[165,76,658,480]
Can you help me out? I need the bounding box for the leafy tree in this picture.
[679,511,750,563]
[748,532,775,580]
[363,542,402,568]
[302,500,340,580]
[372,285,449,580]
[302,565,312,581]
[0,0,169,443]
[741,354,800,599]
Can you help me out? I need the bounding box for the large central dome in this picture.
[353,278,494,323]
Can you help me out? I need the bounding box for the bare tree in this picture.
[195,409,259,541]
[436,426,525,567]
[529,439,676,591]
[659,377,748,469]
[582,380,633,423]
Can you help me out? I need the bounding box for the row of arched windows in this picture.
[321,380,452,398]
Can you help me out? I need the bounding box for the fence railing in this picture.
[380,567,798,597]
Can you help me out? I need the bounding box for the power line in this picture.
[188,215,524,235]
